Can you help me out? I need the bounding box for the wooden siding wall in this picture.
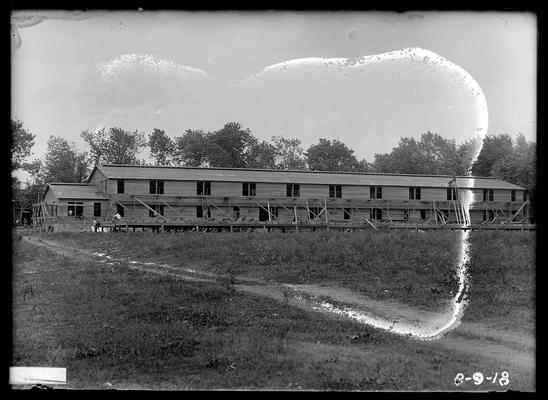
[88,169,108,194]
[341,185,369,198]
[100,178,523,205]
[383,187,409,201]
[43,189,58,203]
[88,169,107,185]
[494,189,511,202]
[47,200,109,219]
[255,183,286,198]
[212,181,241,197]
[300,184,330,198]
[420,188,448,201]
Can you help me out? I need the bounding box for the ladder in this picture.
[452,181,469,225]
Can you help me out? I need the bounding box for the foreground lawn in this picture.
[11,230,535,390]
[38,229,536,326]
[464,231,535,332]
[37,230,465,312]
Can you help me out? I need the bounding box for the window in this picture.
[370,208,382,220]
[242,182,256,196]
[196,206,211,219]
[67,202,83,217]
[420,210,426,220]
[370,186,382,199]
[149,204,164,217]
[483,189,494,202]
[117,179,124,194]
[116,204,124,217]
[329,184,342,198]
[93,203,101,217]
[409,187,421,200]
[233,206,240,219]
[523,190,528,202]
[343,208,351,220]
[447,187,457,200]
[150,180,164,195]
[197,181,211,196]
[286,183,300,197]
[511,190,516,202]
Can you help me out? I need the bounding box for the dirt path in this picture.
[19,235,535,372]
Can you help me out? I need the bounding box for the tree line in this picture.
[11,119,536,211]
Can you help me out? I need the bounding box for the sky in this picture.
[11,10,537,177]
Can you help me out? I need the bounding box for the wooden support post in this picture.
[159,198,184,218]
[364,218,377,230]
[253,201,276,222]
[132,196,167,221]
[105,200,114,223]
[275,201,294,221]
[324,198,329,223]
[386,200,392,223]
[312,207,325,223]
[505,200,529,223]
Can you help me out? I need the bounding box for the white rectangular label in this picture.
[9,367,66,385]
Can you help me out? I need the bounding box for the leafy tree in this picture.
[173,129,209,167]
[21,159,42,178]
[416,132,462,175]
[12,177,46,219]
[373,137,422,174]
[148,128,173,166]
[489,133,536,190]
[247,140,277,169]
[305,139,362,171]
[81,127,146,165]
[40,135,91,183]
[456,138,482,175]
[207,122,257,168]
[471,134,514,176]
[11,118,36,170]
[373,132,465,175]
[357,158,373,173]
[270,136,307,170]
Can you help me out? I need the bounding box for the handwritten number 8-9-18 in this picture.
[454,371,509,386]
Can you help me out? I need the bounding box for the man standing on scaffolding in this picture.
[113,212,122,232]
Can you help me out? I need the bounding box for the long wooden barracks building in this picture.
[32,164,532,232]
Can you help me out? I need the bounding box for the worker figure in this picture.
[113,212,121,232]
[92,219,102,232]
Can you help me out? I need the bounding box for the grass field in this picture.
[11,230,535,390]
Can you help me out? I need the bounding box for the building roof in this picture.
[45,183,108,200]
[89,164,525,190]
